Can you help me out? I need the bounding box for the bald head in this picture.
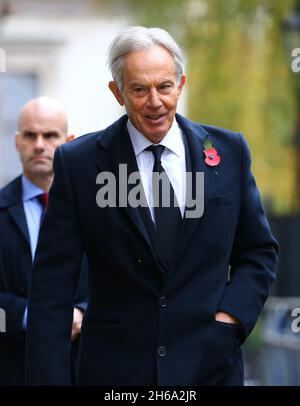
[15,96,70,189]
[18,96,68,135]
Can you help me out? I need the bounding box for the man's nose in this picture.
[34,135,45,150]
[148,89,162,109]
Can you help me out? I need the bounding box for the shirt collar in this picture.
[22,175,44,202]
[127,118,184,158]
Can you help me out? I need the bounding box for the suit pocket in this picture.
[214,320,240,346]
[198,320,240,385]
[214,319,239,329]
[209,189,239,208]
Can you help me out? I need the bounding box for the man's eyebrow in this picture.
[43,131,59,135]
[22,130,36,136]
[160,79,174,84]
[129,82,146,87]
[129,79,175,87]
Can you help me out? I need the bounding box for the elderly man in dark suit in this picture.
[0,97,88,385]
[26,27,278,386]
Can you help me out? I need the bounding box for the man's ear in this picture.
[109,81,124,106]
[66,134,75,143]
[177,74,186,97]
[15,132,20,152]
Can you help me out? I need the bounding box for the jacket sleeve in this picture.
[218,133,279,342]
[26,145,84,385]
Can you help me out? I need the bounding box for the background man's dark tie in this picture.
[146,145,182,269]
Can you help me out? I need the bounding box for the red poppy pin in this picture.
[203,137,221,167]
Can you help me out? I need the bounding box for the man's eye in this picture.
[133,87,146,94]
[159,84,172,92]
[44,132,58,139]
[23,132,35,139]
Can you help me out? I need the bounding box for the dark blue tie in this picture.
[146,145,182,269]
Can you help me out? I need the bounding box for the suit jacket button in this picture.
[159,297,167,308]
[19,287,25,294]
[136,259,143,267]
[157,346,166,357]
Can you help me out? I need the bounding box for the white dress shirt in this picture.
[127,119,186,222]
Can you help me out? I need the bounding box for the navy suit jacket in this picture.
[0,176,88,385]
[26,114,278,385]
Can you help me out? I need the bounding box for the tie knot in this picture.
[146,145,165,162]
[37,192,48,209]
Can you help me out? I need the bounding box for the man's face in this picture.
[15,108,67,182]
[109,45,186,143]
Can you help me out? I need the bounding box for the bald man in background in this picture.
[0,97,88,385]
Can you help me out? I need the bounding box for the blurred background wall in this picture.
[1,0,300,385]
[0,0,128,185]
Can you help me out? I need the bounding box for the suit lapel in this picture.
[96,116,159,262]
[96,114,217,271]
[8,203,30,244]
[0,176,30,245]
[175,114,217,265]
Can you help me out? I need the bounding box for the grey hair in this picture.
[107,26,185,91]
